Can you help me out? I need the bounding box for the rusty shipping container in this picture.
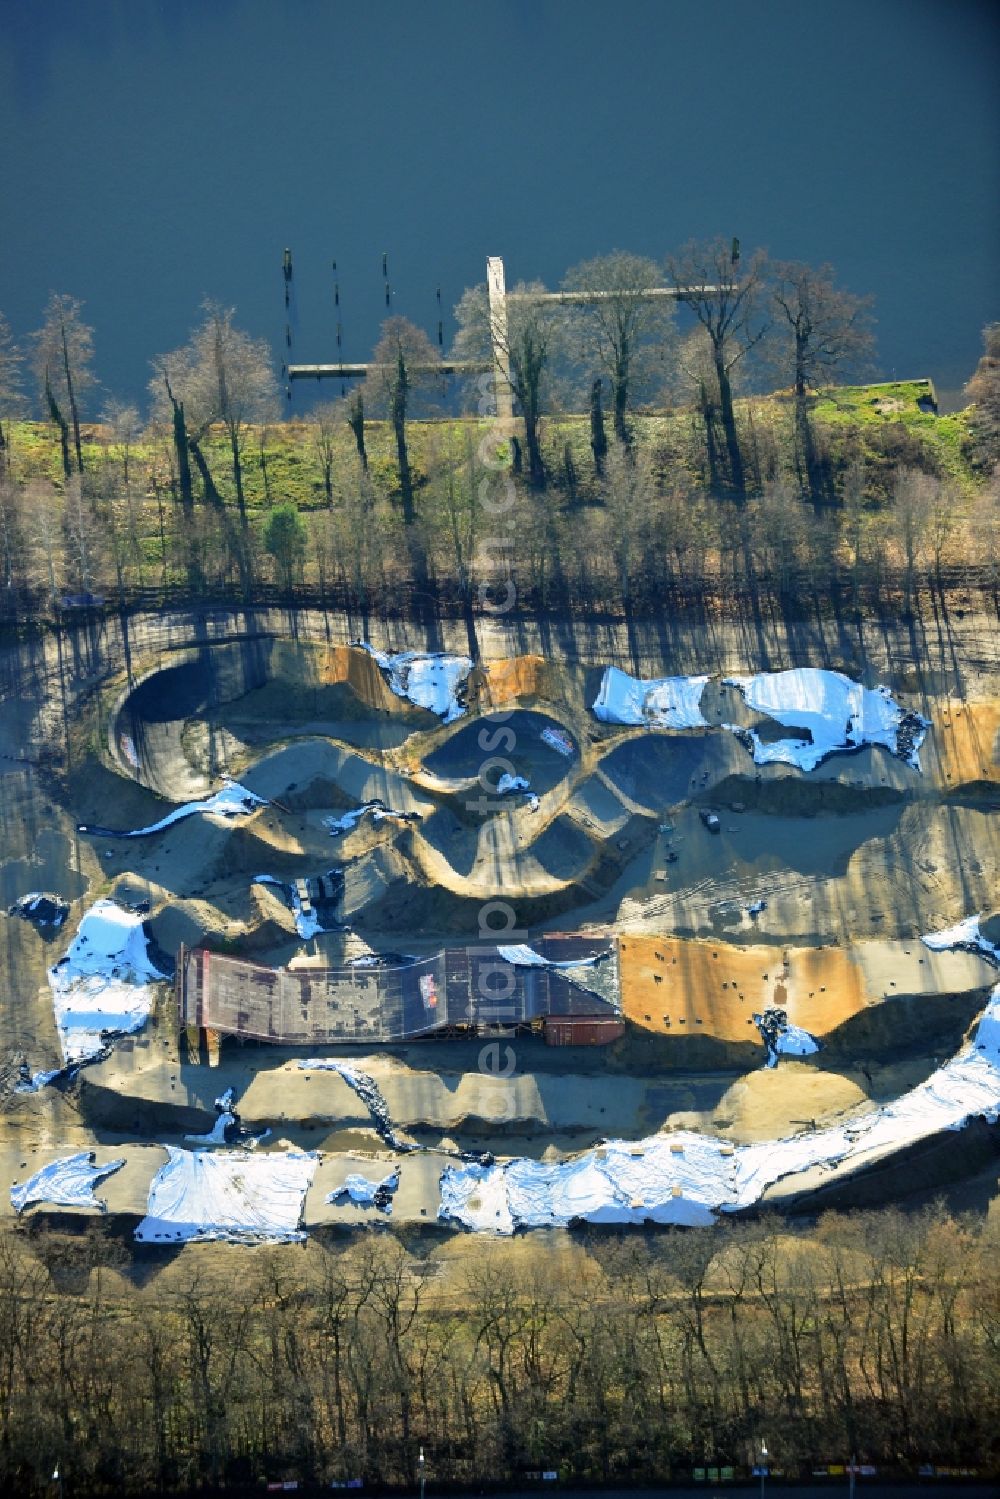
[543,1015,625,1047]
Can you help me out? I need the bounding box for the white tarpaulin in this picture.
[185,1090,238,1146]
[592,667,709,729]
[755,1007,822,1067]
[48,899,167,1064]
[78,778,267,838]
[11,1152,125,1214]
[135,1147,318,1243]
[496,773,531,795]
[184,1115,234,1145]
[723,668,929,771]
[328,1169,400,1214]
[252,875,323,939]
[323,801,417,836]
[775,1024,821,1060]
[358,644,472,722]
[497,944,599,970]
[540,726,575,757]
[440,982,1000,1233]
[923,915,1000,967]
[323,805,375,835]
[15,1066,65,1093]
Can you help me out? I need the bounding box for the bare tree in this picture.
[347,389,368,471]
[22,478,65,607]
[749,480,811,596]
[0,313,24,467]
[424,430,483,655]
[101,399,145,586]
[149,356,197,516]
[601,438,656,610]
[770,260,875,500]
[101,398,141,488]
[964,321,1000,472]
[452,282,555,486]
[366,317,441,527]
[0,473,26,611]
[889,466,937,602]
[30,293,96,477]
[308,401,341,503]
[561,251,676,443]
[150,305,277,593]
[666,238,769,501]
[333,462,380,615]
[62,474,106,595]
[589,377,608,473]
[150,302,277,527]
[673,327,729,494]
[968,475,1000,602]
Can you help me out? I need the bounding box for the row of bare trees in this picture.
[0,1205,996,1493]
[0,432,994,627]
[0,242,877,510]
[0,284,995,625]
[448,240,877,503]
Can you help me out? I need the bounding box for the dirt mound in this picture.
[620,936,786,1038]
[312,643,417,710]
[601,732,735,811]
[115,642,434,796]
[707,773,905,817]
[817,988,988,1063]
[981,912,1000,947]
[423,708,575,794]
[481,655,563,707]
[340,845,410,922]
[241,738,428,817]
[927,700,1000,788]
[619,935,996,1044]
[146,897,283,957]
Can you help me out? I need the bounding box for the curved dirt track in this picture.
[0,598,997,1235]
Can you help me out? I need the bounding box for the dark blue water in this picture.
[2,0,998,410]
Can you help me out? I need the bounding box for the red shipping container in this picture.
[543,1015,625,1047]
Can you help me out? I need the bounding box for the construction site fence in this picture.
[0,567,996,637]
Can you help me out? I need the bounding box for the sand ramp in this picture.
[619,935,996,1039]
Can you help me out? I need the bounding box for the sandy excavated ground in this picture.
[0,603,998,1238]
[619,935,994,1038]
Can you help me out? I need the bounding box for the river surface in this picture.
[2,1,998,404]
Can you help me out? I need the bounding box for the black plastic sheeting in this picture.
[7,892,69,931]
[333,1065,417,1153]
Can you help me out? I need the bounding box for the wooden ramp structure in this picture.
[177,936,620,1058]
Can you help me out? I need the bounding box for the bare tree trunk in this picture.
[613,341,629,444]
[347,391,368,471]
[590,378,607,474]
[391,354,415,526]
[524,409,544,487]
[168,390,195,517]
[714,351,745,502]
[229,426,247,526]
[697,381,721,495]
[794,333,825,507]
[61,322,84,473]
[188,436,223,508]
[45,372,72,480]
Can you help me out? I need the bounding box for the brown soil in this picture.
[930,699,1000,789]
[481,655,555,707]
[3,612,1000,1239]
